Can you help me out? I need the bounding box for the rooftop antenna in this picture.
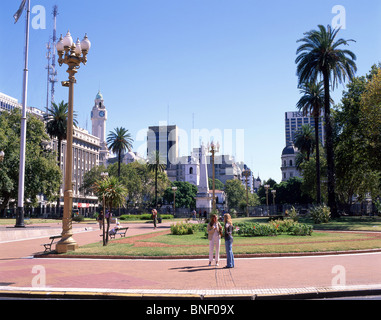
[45,42,51,112]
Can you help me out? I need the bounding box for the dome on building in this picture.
[95,90,103,101]
[282,145,297,156]
[125,151,136,160]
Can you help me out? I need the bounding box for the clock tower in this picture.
[91,91,109,166]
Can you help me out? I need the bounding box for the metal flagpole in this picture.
[15,0,30,228]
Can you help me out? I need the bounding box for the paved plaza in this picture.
[1,221,381,300]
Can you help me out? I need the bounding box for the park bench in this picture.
[109,227,129,239]
[42,235,62,253]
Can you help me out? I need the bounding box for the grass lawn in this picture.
[70,228,381,257]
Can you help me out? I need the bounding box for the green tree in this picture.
[334,66,381,204]
[107,127,134,177]
[164,181,198,209]
[208,178,224,191]
[93,175,128,245]
[0,110,61,213]
[296,24,357,217]
[224,179,246,208]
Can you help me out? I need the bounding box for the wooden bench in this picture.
[42,235,62,253]
[109,227,129,239]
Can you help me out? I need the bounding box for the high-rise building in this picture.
[284,111,325,147]
[147,123,179,167]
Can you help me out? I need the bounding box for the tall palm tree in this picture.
[107,127,133,177]
[147,150,166,208]
[296,25,357,217]
[296,81,326,203]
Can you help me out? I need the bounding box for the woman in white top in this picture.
[207,214,222,266]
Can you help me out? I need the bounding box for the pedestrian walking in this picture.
[98,211,104,230]
[207,214,222,266]
[224,213,235,268]
[152,209,158,229]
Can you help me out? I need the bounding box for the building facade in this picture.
[285,111,325,147]
[1,91,102,215]
[147,124,179,167]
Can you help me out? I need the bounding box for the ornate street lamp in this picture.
[242,169,251,217]
[207,141,220,211]
[55,31,91,253]
[271,189,277,206]
[264,184,270,215]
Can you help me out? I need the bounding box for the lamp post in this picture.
[172,186,177,215]
[100,172,108,246]
[243,169,251,217]
[0,151,4,218]
[207,141,220,211]
[55,31,91,253]
[271,189,276,215]
[264,184,270,215]
[271,189,276,205]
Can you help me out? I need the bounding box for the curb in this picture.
[1,287,381,300]
[33,248,381,260]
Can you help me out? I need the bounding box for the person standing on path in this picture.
[207,214,222,266]
[224,213,235,268]
[152,209,158,229]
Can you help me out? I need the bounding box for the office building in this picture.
[284,111,325,147]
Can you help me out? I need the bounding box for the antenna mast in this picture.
[49,5,58,105]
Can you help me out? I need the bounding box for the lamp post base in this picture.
[15,207,25,228]
[56,237,78,254]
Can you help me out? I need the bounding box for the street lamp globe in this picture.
[56,35,64,53]
[80,34,91,52]
[62,30,73,48]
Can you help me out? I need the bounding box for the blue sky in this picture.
[1,0,381,182]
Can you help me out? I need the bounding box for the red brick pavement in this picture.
[1,221,381,298]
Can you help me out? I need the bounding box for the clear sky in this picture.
[1,0,381,182]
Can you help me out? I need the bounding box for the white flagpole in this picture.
[15,0,30,228]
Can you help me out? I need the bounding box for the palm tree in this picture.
[296,81,326,203]
[294,124,315,162]
[44,101,78,212]
[107,127,133,177]
[44,101,78,166]
[93,176,127,245]
[147,150,166,208]
[296,25,357,217]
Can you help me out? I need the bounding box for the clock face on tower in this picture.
[99,111,105,117]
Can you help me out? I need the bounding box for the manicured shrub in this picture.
[309,205,331,224]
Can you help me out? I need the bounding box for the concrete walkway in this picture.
[1,221,381,300]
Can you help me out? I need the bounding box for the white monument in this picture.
[195,145,212,212]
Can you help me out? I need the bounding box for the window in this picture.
[189,167,193,174]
